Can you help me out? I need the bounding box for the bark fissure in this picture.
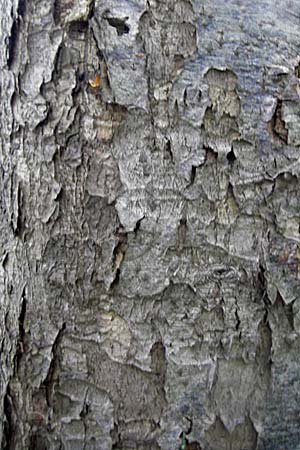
[42,323,66,409]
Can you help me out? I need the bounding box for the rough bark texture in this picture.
[1,1,300,449]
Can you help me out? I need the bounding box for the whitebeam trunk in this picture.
[1,1,300,449]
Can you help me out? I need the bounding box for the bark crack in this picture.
[110,228,128,289]
[267,99,288,144]
[42,323,66,411]
[103,15,130,36]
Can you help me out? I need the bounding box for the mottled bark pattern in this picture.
[1,0,300,449]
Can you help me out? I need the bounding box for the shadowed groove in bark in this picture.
[16,287,26,372]
[7,0,26,70]
[104,15,130,36]
[42,322,66,409]
[3,287,27,450]
[267,99,288,144]
[7,19,19,70]
[226,148,236,165]
[110,228,128,289]
[3,389,13,450]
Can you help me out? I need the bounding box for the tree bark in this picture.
[1,0,300,449]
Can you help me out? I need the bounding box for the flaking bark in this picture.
[1,1,300,449]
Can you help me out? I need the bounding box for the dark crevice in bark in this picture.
[80,390,89,450]
[17,0,26,18]
[110,229,128,289]
[87,0,95,21]
[164,139,174,163]
[12,182,25,238]
[29,432,48,450]
[275,291,294,331]
[204,145,218,163]
[104,16,130,36]
[226,148,236,165]
[72,70,85,95]
[173,54,185,73]
[187,160,206,187]
[235,306,240,331]
[183,88,187,106]
[172,98,180,126]
[258,264,272,309]
[179,430,202,450]
[3,388,14,450]
[189,165,197,185]
[112,230,128,264]
[177,216,187,253]
[111,422,122,450]
[256,264,273,373]
[133,216,144,234]
[227,181,236,204]
[68,19,89,35]
[18,289,26,346]
[7,18,21,69]
[110,268,121,290]
[90,26,104,62]
[3,287,27,450]
[267,99,288,144]
[13,286,27,374]
[42,323,66,408]
[257,316,272,366]
[53,0,60,26]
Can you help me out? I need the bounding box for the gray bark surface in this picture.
[1,0,300,449]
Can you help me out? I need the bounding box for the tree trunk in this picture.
[1,0,300,449]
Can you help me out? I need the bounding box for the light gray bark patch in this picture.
[203,68,241,156]
[22,31,63,97]
[260,291,300,450]
[85,347,166,449]
[54,0,92,25]
[91,0,149,110]
[86,150,122,204]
